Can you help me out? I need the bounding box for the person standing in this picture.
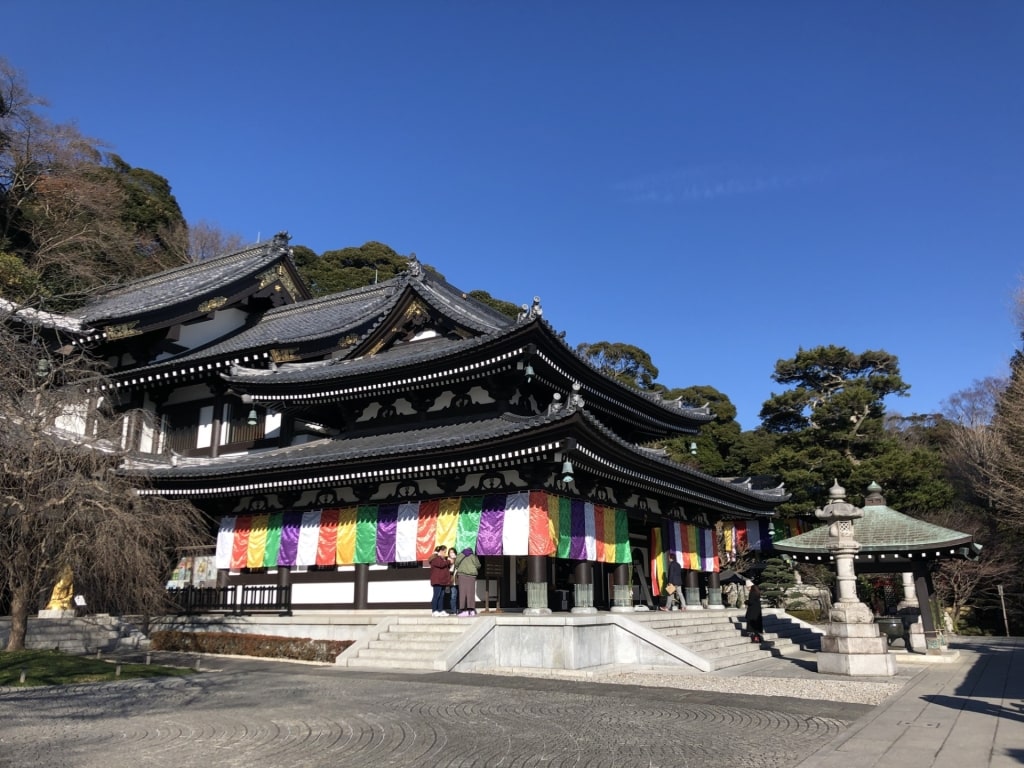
[664,553,685,611]
[447,547,459,615]
[428,546,451,617]
[745,579,763,643]
[454,547,481,616]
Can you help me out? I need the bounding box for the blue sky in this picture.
[7,3,1023,429]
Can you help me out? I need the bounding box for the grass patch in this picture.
[0,649,193,687]
[150,630,351,663]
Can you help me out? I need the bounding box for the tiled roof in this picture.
[70,240,296,325]
[140,411,572,480]
[774,490,972,554]
[110,267,514,378]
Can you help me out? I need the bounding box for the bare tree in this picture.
[184,219,246,262]
[1,58,187,303]
[921,506,1017,630]
[942,377,1006,508]
[0,308,208,651]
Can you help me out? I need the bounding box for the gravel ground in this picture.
[479,664,907,705]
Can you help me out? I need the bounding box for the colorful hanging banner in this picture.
[215,491,633,568]
[652,520,720,593]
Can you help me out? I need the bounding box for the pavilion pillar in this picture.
[524,555,552,615]
[353,563,369,610]
[914,571,949,654]
[898,571,919,608]
[706,570,724,609]
[571,561,596,613]
[897,570,923,652]
[814,482,896,677]
[683,570,703,610]
[610,563,632,613]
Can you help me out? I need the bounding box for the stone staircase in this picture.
[338,615,478,671]
[336,609,825,674]
[630,609,823,670]
[0,614,144,653]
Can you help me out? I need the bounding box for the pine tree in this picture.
[759,556,796,608]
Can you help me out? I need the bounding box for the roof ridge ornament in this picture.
[546,392,564,416]
[271,231,291,249]
[407,253,423,279]
[516,296,543,323]
[567,381,585,411]
[864,480,886,506]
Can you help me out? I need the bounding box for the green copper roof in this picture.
[774,482,973,555]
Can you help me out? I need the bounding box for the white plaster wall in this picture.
[154,308,250,361]
[292,582,354,605]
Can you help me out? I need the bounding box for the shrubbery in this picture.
[150,631,352,663]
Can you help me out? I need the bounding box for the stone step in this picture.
[345,655,438,671]
[369,638,453,651]
[385,621,471,635]
[684,635,766,653]
[706,646,774,670]
[354,646,442,662]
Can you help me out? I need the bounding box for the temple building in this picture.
[18,233,788,614]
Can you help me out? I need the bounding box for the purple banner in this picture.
[277,511,302,567]
[570,499,587,559]
[375,504,398,564]
[476,494,506,556]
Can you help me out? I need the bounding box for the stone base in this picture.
[523,607,552,616]
[609,606,634,613]
[817,651,898,676]
[821,625,890,654]
[570,606,598,614]
[37,609,75,619]
[817,619,897,676]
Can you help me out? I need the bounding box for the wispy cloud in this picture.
[611,162,835,205]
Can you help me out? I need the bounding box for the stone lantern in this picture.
[814,481,896,677]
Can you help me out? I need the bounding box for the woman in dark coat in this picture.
[428,546,451,617]
[744,580,763,643]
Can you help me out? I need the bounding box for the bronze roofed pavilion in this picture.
[774,481,979,651]
[14,235,788,615]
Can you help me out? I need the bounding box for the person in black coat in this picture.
[663,553,685,611]
[744,580,763,643]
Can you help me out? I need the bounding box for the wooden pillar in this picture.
[354,563,369,610]
[276,566,291,612]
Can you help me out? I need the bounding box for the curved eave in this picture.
[777,547,975,570]
[570,409,786,517]
[127,409,784,519]
[225,320,712,438]
[527,320,712,435]
[127,410,574,498]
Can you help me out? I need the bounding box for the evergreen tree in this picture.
[758,556,796,608]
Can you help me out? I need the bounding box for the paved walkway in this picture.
[0,636,1019,767]
[795,637,1024,768]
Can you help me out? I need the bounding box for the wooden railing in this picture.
[166,585,292,616]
